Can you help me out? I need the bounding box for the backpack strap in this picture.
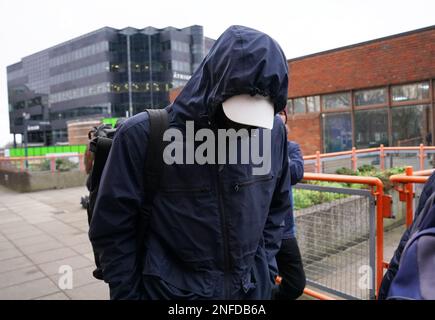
[144,108,169,191]
[90,137,113,191]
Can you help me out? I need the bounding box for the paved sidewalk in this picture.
[0,185,109,300]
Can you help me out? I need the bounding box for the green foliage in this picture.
[294,187,348,210]
[335,167,357,176]
[334,165,406,192]
[357,164,376,174]
[39,159,51,171]
[295,165,406,210]
[55,158,78,172]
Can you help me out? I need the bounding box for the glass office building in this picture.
[7,25,215,145]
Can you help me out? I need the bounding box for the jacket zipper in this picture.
[216,165,231,299]
[233,175,273,192]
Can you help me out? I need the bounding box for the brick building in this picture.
[169,25,435,156]
[286,25,435,155]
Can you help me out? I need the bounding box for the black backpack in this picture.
[86,108,169,280]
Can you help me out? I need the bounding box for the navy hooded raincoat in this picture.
[89,25,291,300]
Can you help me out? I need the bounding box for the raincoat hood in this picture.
[171,25,289,128]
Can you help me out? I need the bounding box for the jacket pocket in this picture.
[233,174,274,192]
[242,267,257,294]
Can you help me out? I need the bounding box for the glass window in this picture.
[322,113,352,153]
[392,104,431,146]
[286,99,293,114]
[392,82,430,103]
[293,98,306,113]
[307,96,320,112]
[322,92,351,110]
[355,108,389,148]
[354,88,387,106]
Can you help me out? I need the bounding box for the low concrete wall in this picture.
[295,195,370,264]
[0,170,87,193]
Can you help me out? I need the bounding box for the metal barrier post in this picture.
[380,144,385,170]
[405,166,414,227]
[315,151,321,173]
[50,157,56,174]
[351,147,357,171]
[78,154,85,172]
[419,143,425,170]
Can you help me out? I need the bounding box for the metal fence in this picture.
[0,154,84,173]
[294,183,376,300]
[304,145,435,174]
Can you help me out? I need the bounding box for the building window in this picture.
[322,92,351,110]
[391,81,430,103]
[14,101,25,110]
[322,113,352,153]
[355,108,389,148]
[161,41,171,51]
[392,104,431,146]
[293,98,306,113]
[354,88,387,106]
[307,95,320,112]
[49,82,110,104]
[286,99,293,114]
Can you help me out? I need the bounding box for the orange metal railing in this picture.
[304,144,435,173]
[303,288,335,301]
[303,166,434,300]
[390,167,434,227]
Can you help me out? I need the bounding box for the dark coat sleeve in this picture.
[287,141,304,185]
[88,117,149,300]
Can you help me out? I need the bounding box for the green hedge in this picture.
[294,165,406,210]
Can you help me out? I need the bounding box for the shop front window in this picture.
[355,88,387,106]
[322,92,351,110]
[293,98,306,113]
[392,104,431,146]
[392,82,430,103]
[322,112,352,153]
[307,95,320,112]
[355,108,389,148]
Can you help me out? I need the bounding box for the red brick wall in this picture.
[287,113,321,156]
[288,27,435,97]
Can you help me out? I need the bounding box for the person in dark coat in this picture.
[273,111,306,299]
[89,25,292,300]
[378,171,435,299]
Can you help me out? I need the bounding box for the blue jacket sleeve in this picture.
[287,141,304,185]
[263,123,292,283]
[89,116,149,300]
[378,171,435,299]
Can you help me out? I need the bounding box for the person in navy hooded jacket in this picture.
[89,25,292,300]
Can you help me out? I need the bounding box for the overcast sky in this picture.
[0,0,434,147]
